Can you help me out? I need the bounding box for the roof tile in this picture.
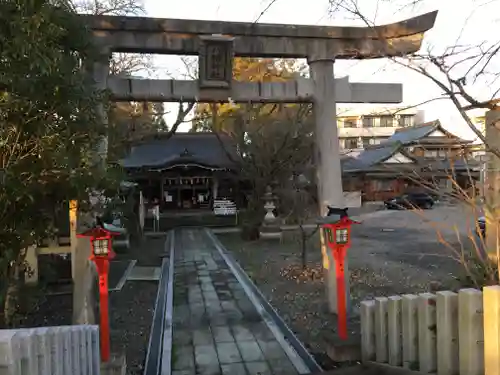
[121,132,239,170]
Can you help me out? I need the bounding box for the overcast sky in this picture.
[140,0,498,140]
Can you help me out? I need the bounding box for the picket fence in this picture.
[0,325,100,375]
[360,285,500,375]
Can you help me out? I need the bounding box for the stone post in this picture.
[436,291,459,375]
[483,285,500,375]
[360,300,376,362]
[458,288,484,375]
[485,109,500,259]
[401,294,419,369]
[308,58,347,314]
[73,47,110,325]
[374,297,388,362]
[387,296,403,366]
[418,293,437,374]
[212,177,219,199]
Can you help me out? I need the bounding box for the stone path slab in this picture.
[127,265,161,281]
[171,228,303,375]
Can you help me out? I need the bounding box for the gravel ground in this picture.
[16,235,165,375]
[217,207,470,369]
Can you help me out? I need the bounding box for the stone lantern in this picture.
[259,186,282,240]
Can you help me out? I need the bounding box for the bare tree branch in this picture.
[72,0,145,15]
[329,0,500,159]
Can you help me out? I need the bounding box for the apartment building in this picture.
[337,107,425,150]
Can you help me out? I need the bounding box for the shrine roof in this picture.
[388,120,442,143]
[342,143,401,171]
[121,132,240,170]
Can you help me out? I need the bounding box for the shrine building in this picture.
[121,132,242,212]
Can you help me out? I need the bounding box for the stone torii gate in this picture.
[77,11,437,317]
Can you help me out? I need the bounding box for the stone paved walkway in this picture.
[171,228,302,375]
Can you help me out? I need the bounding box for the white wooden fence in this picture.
[0,325,100,375]
[361,286,500,375]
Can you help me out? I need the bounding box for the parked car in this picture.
[384,193,435,210]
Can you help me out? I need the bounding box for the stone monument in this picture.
[259,186,282,240]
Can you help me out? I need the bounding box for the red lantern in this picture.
[321,215,359,340]
[77,226,120,362]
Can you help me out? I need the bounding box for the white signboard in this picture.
[343,191,362,208]
[152,205,160,220]
[213,199,237,216]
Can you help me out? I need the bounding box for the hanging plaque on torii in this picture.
[198,35,234,90]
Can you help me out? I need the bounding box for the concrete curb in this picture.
[143,231,175,375]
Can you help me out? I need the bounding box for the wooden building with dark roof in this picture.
[342,120,480,201]
[121,132,242,212]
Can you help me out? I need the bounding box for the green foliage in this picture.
[0,0,109,325]
[220,103,315,236]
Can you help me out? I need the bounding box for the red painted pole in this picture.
[334,249,348,340]
[98,265,111,362]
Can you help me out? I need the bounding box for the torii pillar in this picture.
[309,58,347,313]
[308,54,432,313]
[72,47,111,325]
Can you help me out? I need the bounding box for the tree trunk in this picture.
[300,224,307,269]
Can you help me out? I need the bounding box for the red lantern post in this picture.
[322,215,359,340]
[77,226,119,362]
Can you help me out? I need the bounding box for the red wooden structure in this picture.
[322,215,359,340]
[77,226,120,362]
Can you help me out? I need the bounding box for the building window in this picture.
[343,119,357,128]
[363,137,387,147]
[437,149,450,158]
[362,116,377,127]
[373,180,393,191]
[424,150,438,158]
[344,137,359,149]
[377,137,389,144]
[399,115,415,127]
[380,115,394,127]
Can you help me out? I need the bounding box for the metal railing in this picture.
[143,231,174,375]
